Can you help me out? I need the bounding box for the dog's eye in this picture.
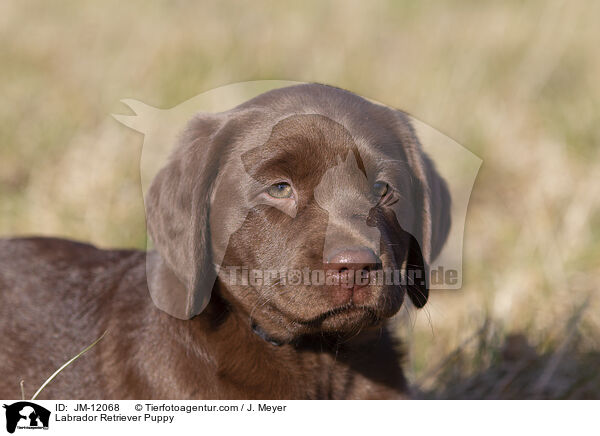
[372,181,389,198]
[267,182,294,199]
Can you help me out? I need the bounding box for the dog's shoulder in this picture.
[0,236,145,312]
[0,237,148,399]
[0,236,138,269]
[0,236,144,316]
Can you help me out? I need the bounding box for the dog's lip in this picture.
[293,303,379,325]
[326,302,368,316]
[319,304,382,326]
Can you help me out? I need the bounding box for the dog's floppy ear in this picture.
[405,232,428,308]
[392,111,451,307]
[145,113,226,319]
[418,152,452,262]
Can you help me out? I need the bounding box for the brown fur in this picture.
[0,84,450,399]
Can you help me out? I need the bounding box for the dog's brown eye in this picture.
[372,181,389,198]
[267,182,293,199]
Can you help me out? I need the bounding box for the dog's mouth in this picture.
[303,303,384,334]
[241,279,407,342]
[275,287,403,335]
[303,302,376,322]
[259,262,406,324]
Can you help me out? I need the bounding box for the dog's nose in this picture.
[327,247,378,269]
[325,247,380,290]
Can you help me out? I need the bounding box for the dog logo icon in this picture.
[3,402,50,434]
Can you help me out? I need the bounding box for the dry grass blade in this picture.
[416,320,490,388]
[533,296,591,395]
[30,331,108,400]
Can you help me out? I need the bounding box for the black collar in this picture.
[251,322,284,347]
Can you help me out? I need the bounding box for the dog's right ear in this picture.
[387,109,452,308]
[145,113,226,319]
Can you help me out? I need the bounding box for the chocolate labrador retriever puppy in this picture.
[0,84,450,399]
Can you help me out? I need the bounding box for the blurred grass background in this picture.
[1,0,599,398]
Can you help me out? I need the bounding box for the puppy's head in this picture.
[146,84,450,342]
